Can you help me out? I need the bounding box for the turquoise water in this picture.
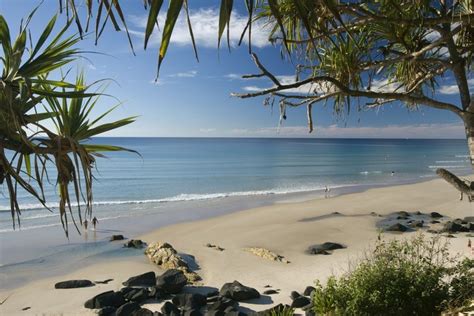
[0,138,471,233]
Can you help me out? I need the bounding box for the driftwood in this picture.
[436,168,473,202]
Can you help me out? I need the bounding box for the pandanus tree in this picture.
[52,0,473,200]
[0,13,135,236]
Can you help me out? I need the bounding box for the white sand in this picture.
[0,178,473,315]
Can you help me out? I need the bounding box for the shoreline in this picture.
[0,177,472,315]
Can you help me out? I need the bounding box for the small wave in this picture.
[0,185,349,212]
[428,165,465,169]
[455,155,469,158]
[435,160,467,163]
[0,223,60,233]
[360,171,383,175]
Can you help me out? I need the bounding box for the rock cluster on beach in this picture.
[145,242,201,284]
[379,211,474,235]
[243,247,290,263]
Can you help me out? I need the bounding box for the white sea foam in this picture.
[428,165,466,169]
[360,171,383,175]
[0,185,350,213]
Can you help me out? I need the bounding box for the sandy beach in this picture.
[0,177,472,315]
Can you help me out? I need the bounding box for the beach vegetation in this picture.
[311,234,474,315]
[0,13,135,236]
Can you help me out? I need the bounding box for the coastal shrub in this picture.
[269,306,294,316]
[312,234,474,315]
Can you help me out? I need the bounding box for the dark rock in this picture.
[464,216,474,223]
[95,278,114,284]
[97,306,117,316]
[21,307,31,311]
[397,216,409,220]
[415,211,423,215]
[55,279,94,289]
[291,296,311,308]
[303,286,316,296]
[84,291,125,309]
[161,301,180,316]
[207,297,238,311]
[469,223,474,231]
[430,212,443,218]
[110,234,125,241]
[386,223,409,232]
[156,269,187,294]
[207,295,220,303]
[172,293,207,310]
[290,291,301,300]
[206,290,219,297]
[453,218,466,225]
[223,306,246,316]
[121,287,150,302]
[148,286,166,300]
[305,308,315,316]
[132,308,155,316]
[398,211,410,217]
[116,302,140,316]
[444,221,469,233]
[123,271,156,287]
[206,311,226,316]
[409,220,424,228]
[183,309,203,316]
[220,281,260,301]
[308,242,345,254]
[263,289,279,295]
[125,239,146,249]
[430,220,440,224]
[263,285,272,288]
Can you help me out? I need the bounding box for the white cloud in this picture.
[438,78,474,95]
[129,8,270,49]
[369,78,403,92]
[225,73,244,80]
[224,122,464,139]
[169,70,198,78]
[199,128,217,133]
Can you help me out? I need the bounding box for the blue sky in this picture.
[2,0,472,138]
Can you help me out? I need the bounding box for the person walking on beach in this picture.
[83,219,88,231]
[92,217,98,230]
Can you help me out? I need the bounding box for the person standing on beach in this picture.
[92,217,98,230]
[83,219,88,231]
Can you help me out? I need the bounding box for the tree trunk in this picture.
[437,107,474,201]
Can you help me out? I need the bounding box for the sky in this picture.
[2,0,472,138]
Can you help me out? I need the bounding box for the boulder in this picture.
[303,286,316,296]
[398,211,410,217]
[290,291,301,300]
[220,281,260,301]
[207,297,238,311]
[307,242,345,255]
[156,269,188,294]
[121,287,150,303]
[172,293,207,310]
[132,308,155,316]
[125,239,146,249]
[183,309,203,316]
[386,223,409,232]
[161,301,181,316]
[469,223,474,231]
[444,221,469,233]
[122,271,156,287]
[110,234,125,241]
[97,306,117,316]
[145,242,201,283]
[291,296,311,308]
[409,220,424,228]
[263,289,278,295]
[84,291,125,309]
[55,279,94,289]
[116,302,140,316]
[464,216,474,223]
[430,212,443,218]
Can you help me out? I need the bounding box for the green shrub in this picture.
[312,234,474,315]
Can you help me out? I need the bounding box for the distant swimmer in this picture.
[92,217,98,230]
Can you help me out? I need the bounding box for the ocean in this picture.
[0,137,472,288]
[1,137,471,233]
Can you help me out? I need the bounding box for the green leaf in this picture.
[218,0,233,50]
[31,15,57,59]
[157,0,184,77]
[144,0,164,49]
